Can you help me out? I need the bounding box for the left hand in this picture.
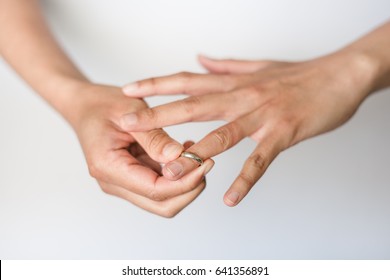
[119,52,378,207]
[71,84,214,217]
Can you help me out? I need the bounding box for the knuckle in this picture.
[177,71,196,92]
[148,77,158,90]
[245,85,263,99]
[139,76,160,92]
[147,130,168,154]
[212,126,233,150]
[238,172,257,189]
[238,152,268,188]
[230,85,264,109]
[87,159,104,180]
[276,116,302,147]
[248,152,267,172]
[177,71,192,82]
[180,96,201,116]
[143,108,158,121]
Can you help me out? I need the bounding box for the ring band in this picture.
[180,151,204,166]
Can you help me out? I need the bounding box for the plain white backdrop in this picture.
[1,0,390,259]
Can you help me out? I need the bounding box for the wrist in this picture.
[341,22,390,92]
[342,48,390,92]
[38,75,92,129]
[356,48,390,92]
[332,48,384,100]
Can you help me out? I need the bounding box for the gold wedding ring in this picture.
[180,151,204,166]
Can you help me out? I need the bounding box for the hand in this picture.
[120,51,378,207]
[71,83,214,217]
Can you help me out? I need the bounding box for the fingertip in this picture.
[162,158,214,181]
[162,143,183,162]
[198,54,207,63]
[198,55,226,74]
[163,162,184,180]
[198,54,216,68]
[223,191,240,207]
[202,159,215,176]
[122,82,139,96]
[198,54,215,61]
[120,113,138,131]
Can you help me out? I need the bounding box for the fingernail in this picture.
[165,162,183,177]
[122,83,139,95]
[121,113,138,128]
[163,143,182,159]
[203,161,214,176]
[226,192,240,206]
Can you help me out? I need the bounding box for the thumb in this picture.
[131,129,183,164]
[198,55,274,74]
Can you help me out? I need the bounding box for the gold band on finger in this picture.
[180,151,204,166]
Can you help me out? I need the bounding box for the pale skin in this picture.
[120,21,390,207]
[0,0,214,218]
[2,1,389,216]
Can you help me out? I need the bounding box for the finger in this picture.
[122,72,235,97]
[120,88,258,132]
[127,142,146,158]
[183,140,195,149]
[127,143,162,173]
[223,133,282,207]
[136,141,194,176]
[135,140,195,174]
[131,129,183,163]
[121,93,231,131]
[154,158,214,200]
[199,55,275,74]
[99,179,206,218]
[136,153,162,174]
[162,110,263,180]
[95,147,214,201]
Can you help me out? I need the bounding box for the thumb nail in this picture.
[163,143,182,159]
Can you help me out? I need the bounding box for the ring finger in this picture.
[162,108,265,180]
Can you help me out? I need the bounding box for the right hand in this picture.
[68,83,214,218]
[119,52,378,207]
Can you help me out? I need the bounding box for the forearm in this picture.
[0,0,89,126]
[343,20,390,92]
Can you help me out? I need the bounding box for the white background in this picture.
[2,260,390,280]
[1,0,389,259]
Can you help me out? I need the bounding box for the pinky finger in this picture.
[223,135,282,207]
[199,55,276,74]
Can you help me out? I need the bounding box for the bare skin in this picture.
[121,21,390,207]
[0,0,214,217]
